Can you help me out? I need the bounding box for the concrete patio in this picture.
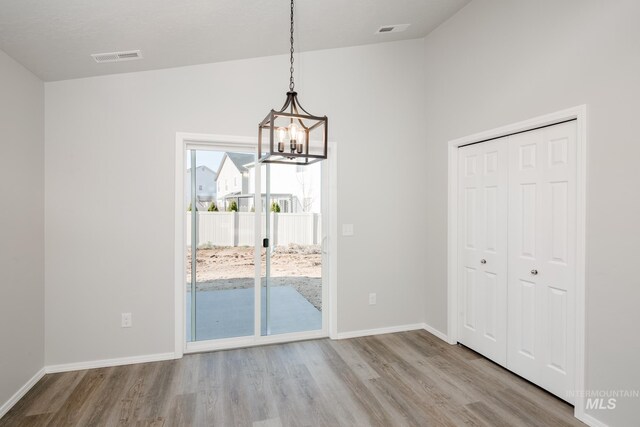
[186,285,322,341]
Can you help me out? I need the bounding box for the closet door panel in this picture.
[458,139,508,366]
[459,144,483,352]
[507,121,576,403]
[508,129,543,381]
[539,122,576,403]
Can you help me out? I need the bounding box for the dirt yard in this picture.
[186,244,322,311]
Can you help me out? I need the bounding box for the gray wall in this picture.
[0,50,44,410]
[422,0,640,424]
[44,39,427,365]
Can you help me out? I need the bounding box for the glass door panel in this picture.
[186,149,256,341]
[261,162,323,335]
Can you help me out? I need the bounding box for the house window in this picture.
[225,180,228,191]
[234,177,238,187]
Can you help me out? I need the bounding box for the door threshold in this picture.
[185,329,328,354]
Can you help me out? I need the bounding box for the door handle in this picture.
[480,259,486,264]
[531,269,538,275]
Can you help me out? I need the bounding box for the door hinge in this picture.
[263,238,269,248]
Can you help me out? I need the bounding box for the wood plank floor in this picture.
[1,330,584,426]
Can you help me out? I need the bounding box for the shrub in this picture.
[271,201,281,213]
[227,200,238,212]
[207,202,218,212]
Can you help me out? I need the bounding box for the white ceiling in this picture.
[0,0,470,81]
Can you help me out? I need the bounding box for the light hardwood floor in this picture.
[1,330,584,426]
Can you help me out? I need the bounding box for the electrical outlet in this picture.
[342,224,354,236]
[121,313,132,328]
[369,293,377,305]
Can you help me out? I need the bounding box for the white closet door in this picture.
[458,138,508,366]
[507,121,576,403]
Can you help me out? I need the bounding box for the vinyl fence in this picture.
[186,212,321,247]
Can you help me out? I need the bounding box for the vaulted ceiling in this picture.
[0,0,469,81]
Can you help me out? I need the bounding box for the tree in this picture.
[227,200,238,212]
[270,201,281,213]
[207,201,218,212]
[296,166,317,212]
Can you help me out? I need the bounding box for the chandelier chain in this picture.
[289,0,295,92]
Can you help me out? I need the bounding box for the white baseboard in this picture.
[333,323,452,342]
[576,412,609,427]
[45,352,178,374]
[421,323,450,343]
[334,323,425,340]
[0,367,45,419]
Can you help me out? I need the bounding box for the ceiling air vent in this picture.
[91,50,143,63]
[375,24,410,34]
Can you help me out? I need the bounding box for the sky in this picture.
[186,150,225,172]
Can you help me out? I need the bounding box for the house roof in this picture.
[216,153,255,176]
[186,165,216,175]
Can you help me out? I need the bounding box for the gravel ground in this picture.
[186,245,322,311]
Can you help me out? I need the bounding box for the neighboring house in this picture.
[215,153,254,211]
[214,152,321,213]
[247,162,322,213]
[185,165,217,210]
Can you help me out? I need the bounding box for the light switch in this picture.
[342,224,354,236]
[121,313,132,328]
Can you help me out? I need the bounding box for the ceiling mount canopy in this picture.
[258,0,328,166]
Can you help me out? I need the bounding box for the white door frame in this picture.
[447,106,587,421]
[174,132,338,356]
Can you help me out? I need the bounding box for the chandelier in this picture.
[258,0,328,165]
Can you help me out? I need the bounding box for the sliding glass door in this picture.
[260,162,323,336]
[185,145,324,345]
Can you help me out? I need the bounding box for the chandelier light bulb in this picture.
[296,130,305,153]
[277,127,286,152]
[288,123,299,151]
[288,123,299,140]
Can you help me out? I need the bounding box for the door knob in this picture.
[480,259,486,264]
[531,269,538,275]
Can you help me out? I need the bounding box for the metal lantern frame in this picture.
[258,91,328,165]
[258,0,328,166]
